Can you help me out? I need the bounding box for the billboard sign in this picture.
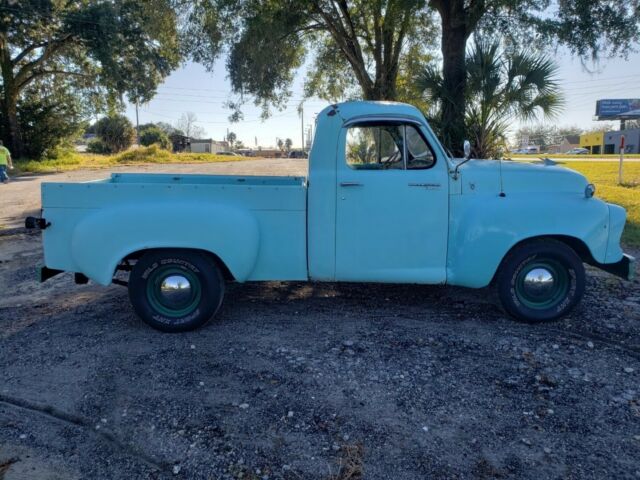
[595,99,640,119]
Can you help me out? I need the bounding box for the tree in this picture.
[139,126,171,149]
[277,138,284,152]
[192,0,437,118]
[6,76,87,159]
[175,112,205,139]
[419,40,562,158]
[427,0,640,154]
[226,131,237,149]
[94,115,136,153]
[284,138,293,152]
[0,0,181,157]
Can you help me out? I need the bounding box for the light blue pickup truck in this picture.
[27,101,635,332]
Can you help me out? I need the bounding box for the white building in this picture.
[189,139,229,153]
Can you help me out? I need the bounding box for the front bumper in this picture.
[596,254,636,281]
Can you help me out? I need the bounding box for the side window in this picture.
[346,125,404,170]
[345,123,435,170]
[406,125,435,169]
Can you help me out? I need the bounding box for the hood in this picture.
[455,159,588,195]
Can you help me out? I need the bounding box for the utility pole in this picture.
[618,135,625,185]
[135,99,140,146]
[300,103,305,153]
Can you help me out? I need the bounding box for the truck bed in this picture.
[41,173,309,284]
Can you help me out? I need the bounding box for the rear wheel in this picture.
[128,250,224,332]
[497,239,585,322]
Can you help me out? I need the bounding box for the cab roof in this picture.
[319,101,426,123]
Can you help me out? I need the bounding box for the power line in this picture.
[558,73,640,86]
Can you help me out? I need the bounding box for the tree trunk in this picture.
[0,44,23,158]
[439,1,468,157]
[2,92,22,158]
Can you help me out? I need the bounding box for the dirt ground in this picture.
[1,160,639,480]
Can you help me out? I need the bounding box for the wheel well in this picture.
[490,235,594,285]
[121,248,235,281]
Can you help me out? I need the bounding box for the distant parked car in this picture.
[566,148,589,155]
[511,146,540,154]
[288,150,308,159]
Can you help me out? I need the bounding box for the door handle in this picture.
[340,182,363,187]
[408,183,441,189]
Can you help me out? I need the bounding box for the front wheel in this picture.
[496,239,585,322]
[128,249,225,332]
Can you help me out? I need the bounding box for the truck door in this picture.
[335,121,448,283]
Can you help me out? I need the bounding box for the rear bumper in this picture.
[595,254,636,281]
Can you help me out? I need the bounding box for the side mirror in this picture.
[463,140,471,160]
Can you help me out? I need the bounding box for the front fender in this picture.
[71,202,260,285]
[447,194,610,288]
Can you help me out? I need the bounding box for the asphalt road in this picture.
[0,159,639,479]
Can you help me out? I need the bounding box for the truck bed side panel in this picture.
[42,178,307,285]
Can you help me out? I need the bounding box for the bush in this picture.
[86,138,111,154]
[115,145,174,163]
[11,88,84,159]
[94,115,136,153]
[139,126,172,150]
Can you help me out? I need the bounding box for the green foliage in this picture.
[0,0,182,157]
[194,0,436,117]
[226,131,237,149]
[418,40,563,158]
[139,126,172,149]
[86,138,111,154]
[94,115,136,153]
[476,0,640,61]
[11,83,85,159]
[428,0,640,154]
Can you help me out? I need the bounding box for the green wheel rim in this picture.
[146,266,202,318]
[515,260,569,310]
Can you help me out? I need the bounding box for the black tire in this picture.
[496,239,585,322]
[128,249,224,332]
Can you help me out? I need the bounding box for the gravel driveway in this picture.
[1,160,639,479]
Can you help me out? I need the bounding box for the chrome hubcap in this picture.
[159,275,193,308]
[522,268,555,298]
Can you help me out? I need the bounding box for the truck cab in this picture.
[28,101,635,332]
[308,102,450,284]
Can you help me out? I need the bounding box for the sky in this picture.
[124,48,640,150]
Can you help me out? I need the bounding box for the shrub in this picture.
[86,138,111,154]
[11,88,84,159]
[139,126,172,150]
[115,145,173,163]
[94,114,136,153]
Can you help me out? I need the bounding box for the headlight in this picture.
[585,183,596,198]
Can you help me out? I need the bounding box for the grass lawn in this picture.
[13,145,258,175]
[511,153,640,160]
[561,161,640,247]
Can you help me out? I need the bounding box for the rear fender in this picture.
[71,202,259,285]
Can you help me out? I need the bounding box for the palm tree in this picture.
[417,40,563,158]
[226,131,237,149]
